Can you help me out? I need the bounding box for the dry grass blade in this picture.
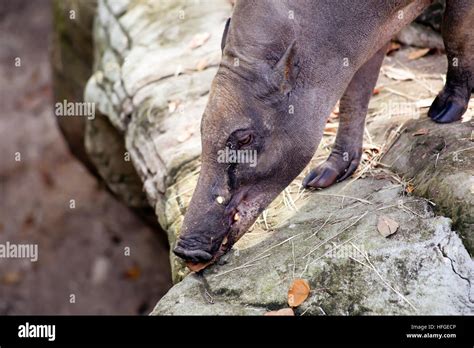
[303,212,368,258]
[212,253,272,278]
[408,48,430,60]
[349,243,417,312]
[292,240,296,279]
[299,230,364,277]
[312,192,373,205]
[304,212,335,241]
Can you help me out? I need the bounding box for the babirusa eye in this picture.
[238,134,253,147]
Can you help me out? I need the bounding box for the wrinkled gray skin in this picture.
[174,0,474,266]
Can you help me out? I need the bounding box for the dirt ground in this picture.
[0,0,172,315]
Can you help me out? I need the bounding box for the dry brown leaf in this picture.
[264,308,295,316]
[408,48,430,60]
[188,32,211,49]
[288,278,310,307]
[377,216,399,238]
[412,128,429,136]
[387,42,401,55]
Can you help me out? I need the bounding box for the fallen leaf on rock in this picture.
[412,128,429,136]
[264,308,294,316]
[188,32,211,49]
[408,47,430,60]
[377,216,399,237]
[382,66,415,81]
[288,278,310,307]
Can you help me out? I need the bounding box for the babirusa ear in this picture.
[221,18,231,52]
[273,39,300,95]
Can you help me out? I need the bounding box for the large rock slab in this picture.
[84,0,234,281]
[152,178,474,315]
[382,118,473,254]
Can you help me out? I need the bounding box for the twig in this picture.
[384,87,419,101]
[445,146,474,156]
[303,212,368,259]
[247,230,306,264]
[395,59,438,95]
[379,122,407,162]
[312,192,373,205]
[401,205,426,218]
[304,212,335,240]
[212,253,272,278]
[285,188,298,210]
[262,209,269,230]
[291,240,296,279]
[299,230,364,277]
